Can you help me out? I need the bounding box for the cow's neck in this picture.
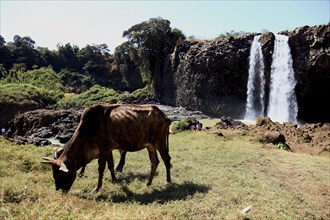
[60,131,101,169]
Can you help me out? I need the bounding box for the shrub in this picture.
[58,84,123,108]
[0,83,62,106]
[171,119,190,133]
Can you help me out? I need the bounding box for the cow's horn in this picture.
[53,147,64,159]
[41,157,55,165]
[53,147,63,153]
[59,162,69,172]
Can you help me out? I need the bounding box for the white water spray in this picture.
[244,35,265,120]
[267,35,298,123]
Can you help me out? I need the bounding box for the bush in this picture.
[171,119,190,133]
[0,83,62,106]
[58,84,123,108]
[59,69,93,93]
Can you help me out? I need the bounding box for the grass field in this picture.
[0,129,329,219]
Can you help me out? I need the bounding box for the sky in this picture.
[0,0,329,52]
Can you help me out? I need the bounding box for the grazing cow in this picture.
[42,104,172,192]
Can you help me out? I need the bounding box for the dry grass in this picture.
[0,129,329,219]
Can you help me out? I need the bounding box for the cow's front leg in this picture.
[95,158,106,192]
[78,165,86,177]
[107,151,117,182]
[147,148,159,186]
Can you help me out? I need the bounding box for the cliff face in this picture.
[159,24,330,122]
[159,34,255,118]
[284,25,330,122]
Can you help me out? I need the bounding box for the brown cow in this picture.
[42,104,172,192]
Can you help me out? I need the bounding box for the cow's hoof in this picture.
[92,187,100,193]
[116,168,123,172]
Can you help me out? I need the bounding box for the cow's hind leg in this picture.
[158,147,172,183]
[95,158,106,192]
[115,150,127,172]
[147,148,159,186]
[107,151,117,182]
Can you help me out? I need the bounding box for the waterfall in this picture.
[244,35,265,120]
[267,35,298,123]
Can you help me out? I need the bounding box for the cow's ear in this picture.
[41,157,55,165]
[59,162,69,172]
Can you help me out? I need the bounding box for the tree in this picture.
[6,35,43,69]
[122,17,185,91]
[0,35,12,70]
[0,35,5,46]
[77,44,112,86]
[113,41,143,90]
[57,43,80,71]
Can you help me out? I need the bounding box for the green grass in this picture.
[0,130,329,219]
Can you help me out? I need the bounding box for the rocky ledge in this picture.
[4,106,209,146]
[209,117,330,155]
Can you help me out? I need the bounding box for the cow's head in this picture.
[42,147,77,192]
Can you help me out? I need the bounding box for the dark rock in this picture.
[5,109,81,145]
[56,133,74,144]
[256,131,286,144]
[256,117,275,126]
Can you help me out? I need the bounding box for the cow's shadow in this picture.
[110,181,210,204]
[77,172,209,204]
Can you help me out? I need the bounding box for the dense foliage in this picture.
[0,18,185,104]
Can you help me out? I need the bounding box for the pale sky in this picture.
[1,0,329,52]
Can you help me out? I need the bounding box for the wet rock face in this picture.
[160,24,330,122]
[5,109,81,146]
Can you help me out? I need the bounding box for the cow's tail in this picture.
[166,119,172,169]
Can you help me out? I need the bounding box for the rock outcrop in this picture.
[5,109,81,146]
[159,24,330,122]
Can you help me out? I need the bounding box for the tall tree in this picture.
[57,43,80,71]
[6,35,43,69]
[122,17,185,92]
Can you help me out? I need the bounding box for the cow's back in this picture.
[107,105,170,151]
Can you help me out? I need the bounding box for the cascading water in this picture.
[267,35,298,123]
[244,35,265,120]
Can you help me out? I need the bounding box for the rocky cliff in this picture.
[159,24,330,122]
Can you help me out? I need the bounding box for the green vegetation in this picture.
[0,83,62,106]
[1,130,329,219]
[58,85,123,108]
[0,17,185,96]
[214,30,249,41]
[58,85,152,108]
[171,119,190,133]
[0,18,187,107]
